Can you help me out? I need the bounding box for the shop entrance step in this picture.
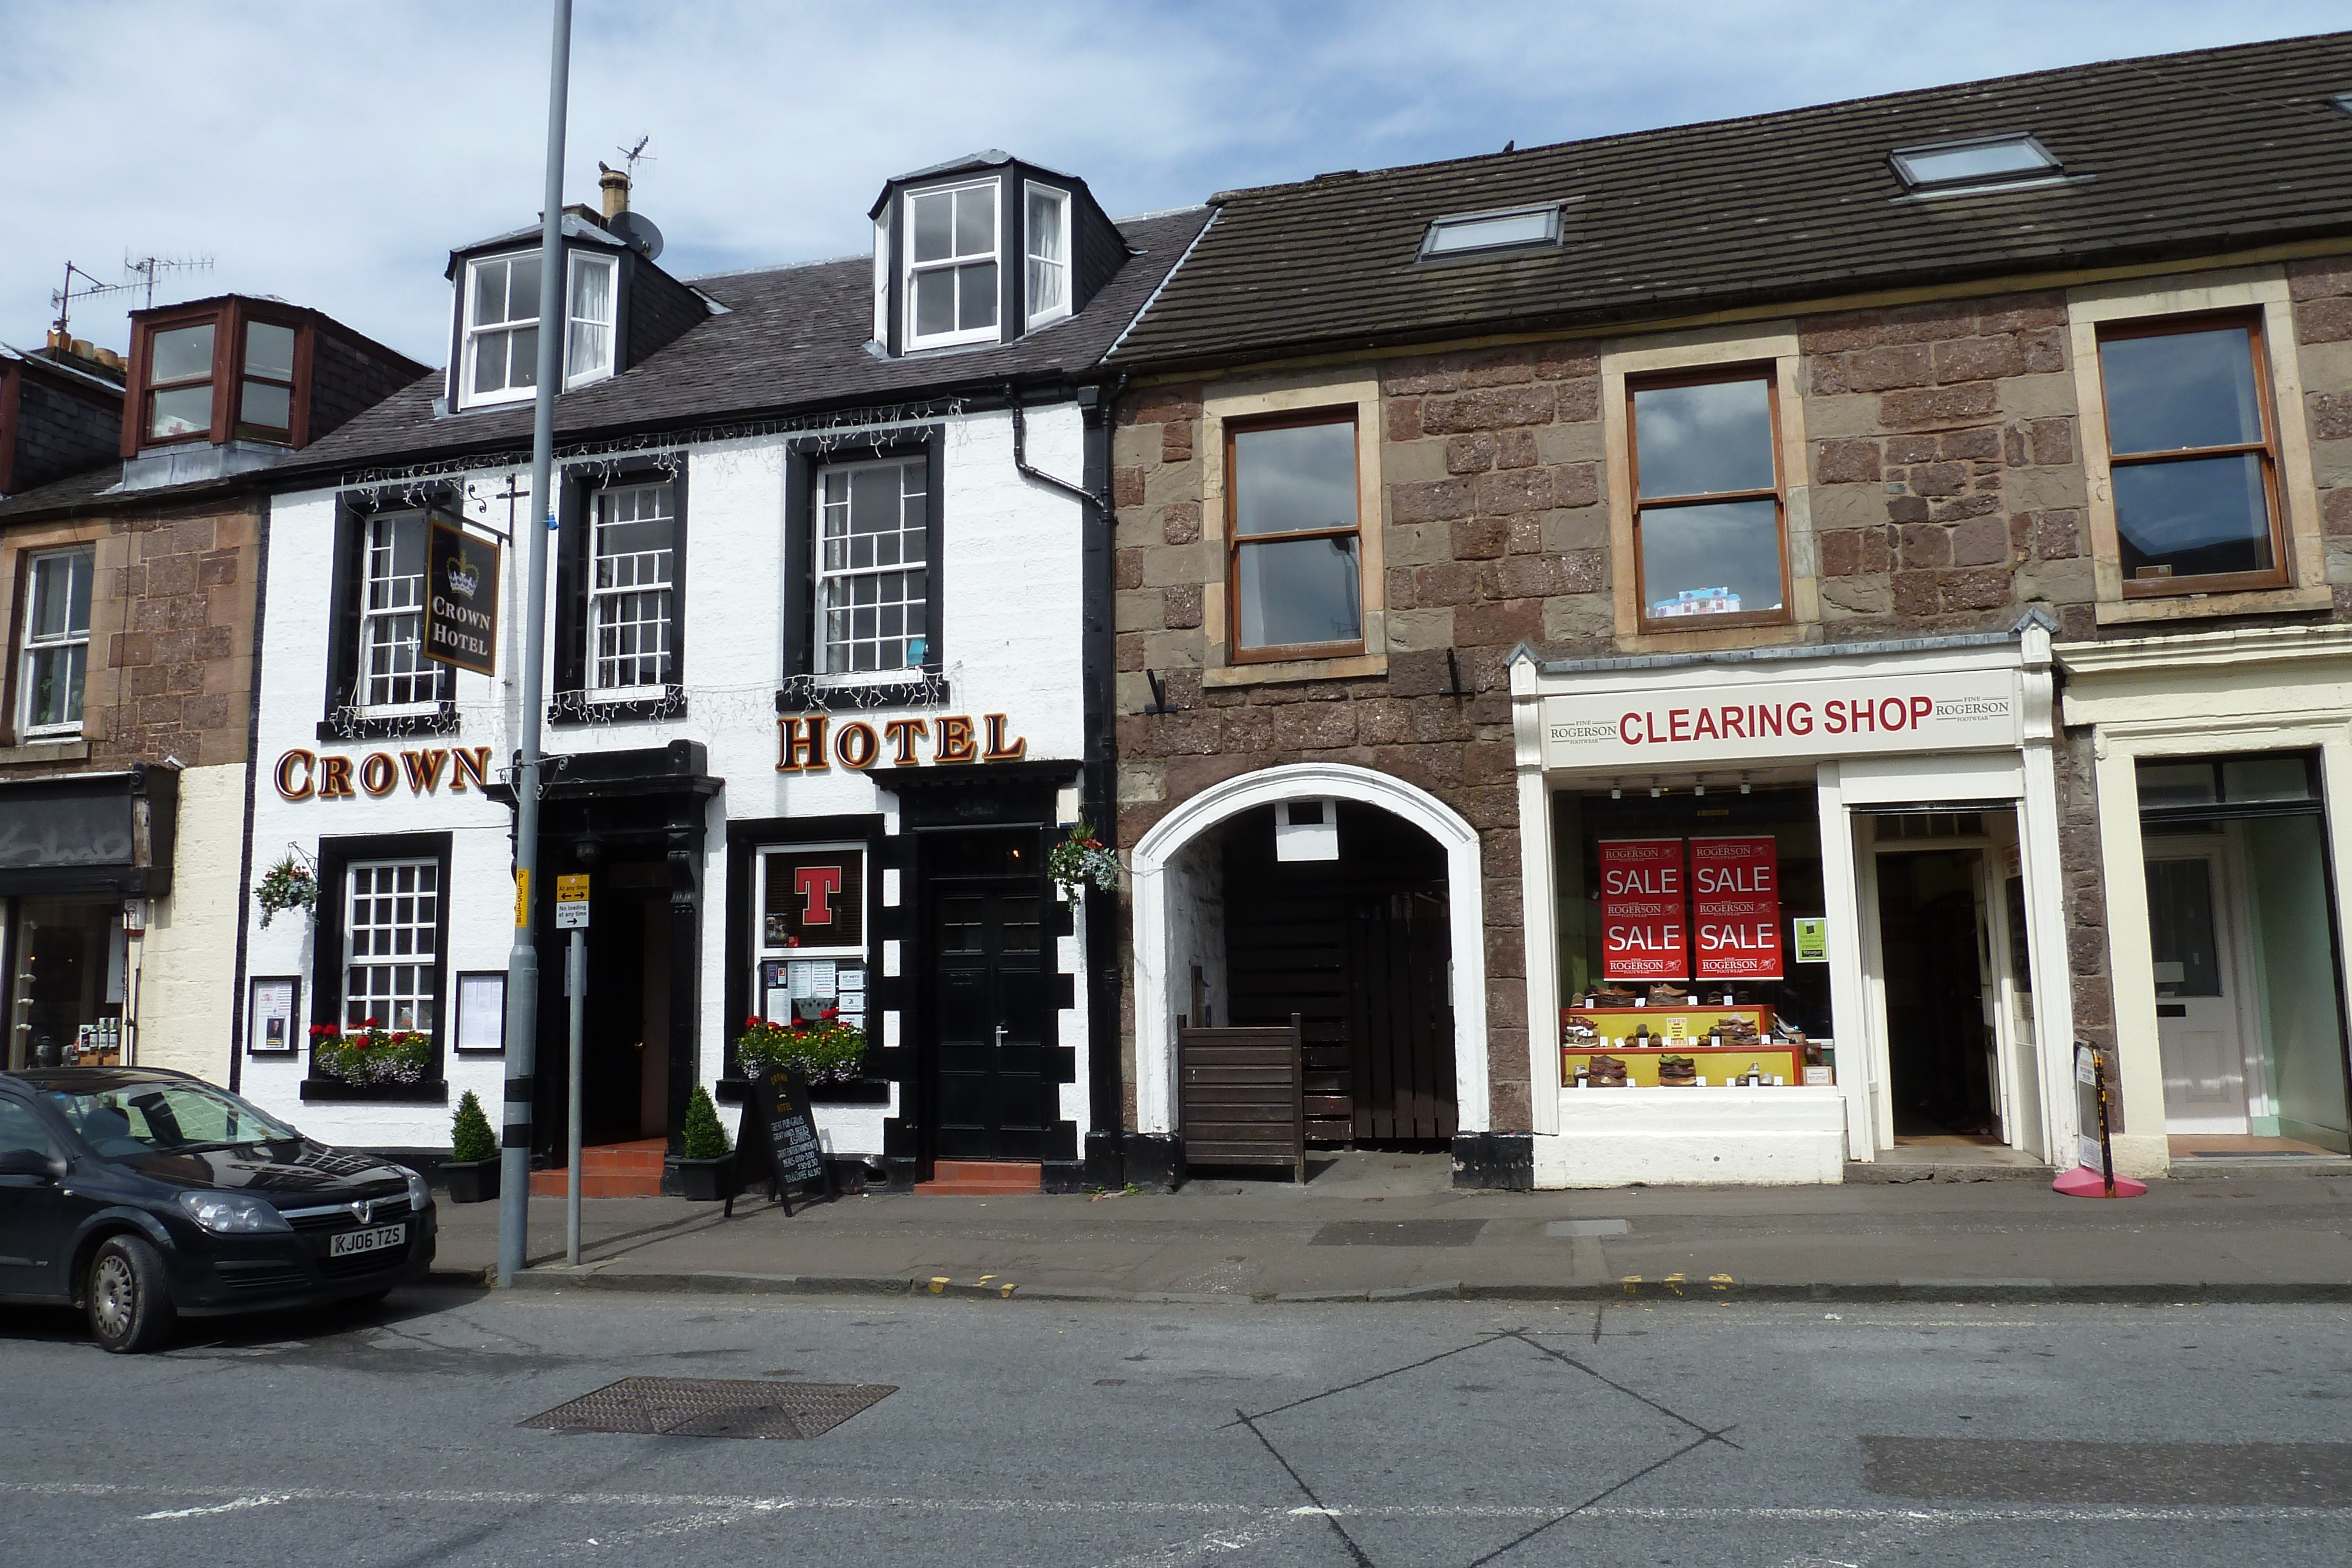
[916,1160,1043,1196]
[530,1138,669,1198]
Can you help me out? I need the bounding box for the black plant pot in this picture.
[676,1156,737,1203]
[443,1158,500,1204]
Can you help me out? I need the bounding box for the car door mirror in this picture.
[0,1148,64,1180]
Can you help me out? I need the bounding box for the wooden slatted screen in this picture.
[1177,1014,1305,1182]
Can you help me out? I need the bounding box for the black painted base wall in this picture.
[1451,1132,1534,1191]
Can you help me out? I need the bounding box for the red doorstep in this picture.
[916,1159,1043,1196]
[529,1138,669,1198]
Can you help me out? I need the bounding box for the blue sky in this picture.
[4,1,2345,366]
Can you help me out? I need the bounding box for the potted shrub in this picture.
[676,1084,736,1202]
[734,1011,868,1086]
[444,1089,500,1203]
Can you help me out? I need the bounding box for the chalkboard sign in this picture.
[729,1065,832,1216]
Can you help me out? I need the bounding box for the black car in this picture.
[0,1066,437,1352]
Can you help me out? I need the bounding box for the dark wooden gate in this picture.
[1222,803,1456,1144]
[1345,890,1456,1142]
[1177,1014,1304,1181]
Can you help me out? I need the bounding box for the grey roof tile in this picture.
[1108,32,2352,370]
[281,206,1210,479]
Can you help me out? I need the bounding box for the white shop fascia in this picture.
[1506,611,2079,1187]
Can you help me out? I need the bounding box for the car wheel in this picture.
[87,1235,176,1354]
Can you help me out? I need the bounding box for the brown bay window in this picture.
[1629,367,1789,630]
[128,301,309,452]
[1227,411,1364,660]
[2096,313,2285,593]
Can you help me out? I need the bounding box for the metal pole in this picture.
[566,927,584,1265]
[496,0,571,1287]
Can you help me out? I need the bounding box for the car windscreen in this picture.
[47,1083,300,1158]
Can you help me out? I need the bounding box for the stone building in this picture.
[1102,33,2352,1186]
[0,300,421,1079]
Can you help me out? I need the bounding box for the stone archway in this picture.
[1130,763,1488,1139]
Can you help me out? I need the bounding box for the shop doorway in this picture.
[578,861,674,1144]
[1873,846,2002,1141]
[1220,802,1456,1145]
[928,833,1054,1162]
[2136,753,2352,1155]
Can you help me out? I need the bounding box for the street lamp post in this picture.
[496,0,572,1288]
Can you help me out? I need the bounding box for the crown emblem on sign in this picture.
[444,562,479,597]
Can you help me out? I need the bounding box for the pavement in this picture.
[431,1150,2352,1303]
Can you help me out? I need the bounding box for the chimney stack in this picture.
[599,162,631,220]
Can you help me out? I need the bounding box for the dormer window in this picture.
[871,153,1119,356]
[906,179,1000,348]
[130,300,311,450]
[240,320,297,436]
[146,322,215,440]
[460,248,619,407]
[463,253,541,403]
[1025,184,1070,327]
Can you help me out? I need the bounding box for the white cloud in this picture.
[2,0,2341,365]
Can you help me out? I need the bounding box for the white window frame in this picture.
[816,456,929,682]
[903,178,1002,350]
[460,252,542,409]
[1024,182,1071,330]
[17,545,93,739]
[589,481,677,700]
[342,858,441,1036]
[357,511,440,716]
[564,250,618,392]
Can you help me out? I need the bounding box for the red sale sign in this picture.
[1691,835,1782,979]
[1599,838,1687,980]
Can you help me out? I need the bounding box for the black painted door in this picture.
[932,883,1053,1161]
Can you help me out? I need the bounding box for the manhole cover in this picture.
[520,1377,897,1440]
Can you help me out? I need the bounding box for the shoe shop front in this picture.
[1509,617,2079,1185]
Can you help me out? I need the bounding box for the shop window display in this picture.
[6,900,125,1070]
[1553,787,1831,1088]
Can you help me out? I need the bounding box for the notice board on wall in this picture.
[1692,835,1783,980]
[1599,838,1688,980]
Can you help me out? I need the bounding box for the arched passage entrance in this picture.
[1131,763,1489,1147]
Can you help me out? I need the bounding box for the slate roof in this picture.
[278,205,1212,481]
[1107,32,2352,372]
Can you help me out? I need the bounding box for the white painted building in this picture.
[231,157,1208,1191]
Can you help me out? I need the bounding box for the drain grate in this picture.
[520,1376,897,1440]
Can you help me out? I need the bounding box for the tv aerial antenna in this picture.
[50,252,214,339]
[602,135,664,260]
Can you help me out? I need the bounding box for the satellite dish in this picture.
[609,210,663,262]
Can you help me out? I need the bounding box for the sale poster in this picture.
[1599,838,1688,980]
[1691,835,1782,979]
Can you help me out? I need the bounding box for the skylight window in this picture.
[1889,135,2061,193]
[1419,203,1562,260]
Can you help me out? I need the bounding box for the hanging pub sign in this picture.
[423,516,501,676]
[1692,835,1783,980]
[1599,838,1687,981]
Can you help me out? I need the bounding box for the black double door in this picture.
[931,880,1054,1161]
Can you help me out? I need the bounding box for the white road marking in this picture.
[6,1481,2341,1525]
[139,1496,285,1520]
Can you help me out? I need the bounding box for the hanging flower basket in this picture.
[735,1013,868,1085]
[1048,824,1121,896]
[311,1020,432,1086]
[254,853,318,927]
